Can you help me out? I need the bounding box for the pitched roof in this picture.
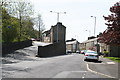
[66,40,78,45]
[81,38,98,43]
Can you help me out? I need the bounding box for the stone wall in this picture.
[2,40,32,56]
[109,45,120,57]
[38,42,66,57]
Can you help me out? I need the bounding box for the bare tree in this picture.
[4,0,34,41]
[34,14,45,41]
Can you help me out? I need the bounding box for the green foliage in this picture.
[2,8,19,42]
[0,6,2,43]
[2,7,40,42]
[21,18,39,40]
[105,57,120,63]
[2,0,45,42]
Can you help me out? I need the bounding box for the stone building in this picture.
[79,37,109,53]
[42,22,66,43]
[51,22,66,43]
[66,39,80,53]
[42,30,51,43]
[80,36,120,57]
[80,38,98,51]
[38,22,66,57]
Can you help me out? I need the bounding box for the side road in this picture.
[87,56,120,79]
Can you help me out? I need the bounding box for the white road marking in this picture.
[86,64,116,78]
[53,71,71,78]
[107,62,115,64]
[82,73,86,78]
[53,71,88,78]
[82,76,85,78]
[70,71,87,73]
[86,62,105,64]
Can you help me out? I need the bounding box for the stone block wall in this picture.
[2,40,32,56]
[38,42,66,57]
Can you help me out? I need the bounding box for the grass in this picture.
[105,57,120,63]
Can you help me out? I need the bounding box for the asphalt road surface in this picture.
[2,46,119,79]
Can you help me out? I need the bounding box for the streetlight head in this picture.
[50,11,52,12]
[91,16,93,17]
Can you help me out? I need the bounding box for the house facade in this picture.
[42,22,66,43]
[80,37,109,53]
[66,39,80,53]
[38,22,66,57]
[42,30,51,43]
[80,38,98,51]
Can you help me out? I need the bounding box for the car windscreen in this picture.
[87,52,97,54]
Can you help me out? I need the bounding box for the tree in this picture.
[0,0,8,7]
[21,16,38,39]
[98,2,120,46]
[4,0,34,41]
[34,14,45,41]
[2,0,44,42]
[0,6,2,42]
[2,7,19,42]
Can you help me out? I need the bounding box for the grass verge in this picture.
[105,57,120,63]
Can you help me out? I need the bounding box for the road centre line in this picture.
[86,64,116,78]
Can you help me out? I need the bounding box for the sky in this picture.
[29,0,118,42]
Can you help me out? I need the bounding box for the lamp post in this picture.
[85,30,91,37]
[91,16,96,36]
[50,11,66,42]
[50,11,66,23]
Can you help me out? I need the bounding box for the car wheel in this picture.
[97,58,99,61]
[95,59,99,62]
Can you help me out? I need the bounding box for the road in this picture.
[2,45,119,79]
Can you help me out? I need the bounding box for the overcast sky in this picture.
[30,0,118,42]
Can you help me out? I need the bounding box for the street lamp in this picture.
[91,16,96,36]
[50,11,66,22]
[85,30,91,37]
[50,11,66,43]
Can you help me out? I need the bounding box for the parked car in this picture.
[84,50,99,61]
[66,50,72,54]
[80,50,87,54]
[30,38,36,41]
[76,50,80,54]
